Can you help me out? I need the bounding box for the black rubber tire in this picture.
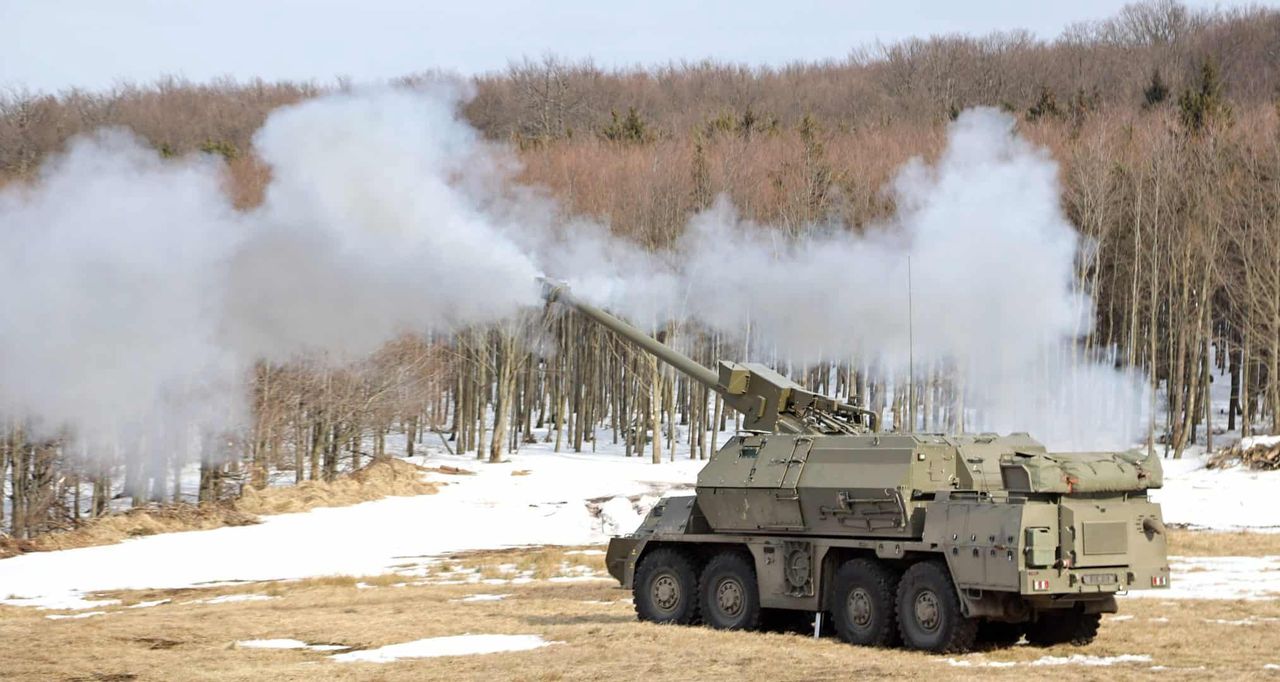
[895,561,978,653]
[1025,608,1101,647]
[830,558,901,647]
[699,551,762,630]
[977,620,1026,648]
[633,548,701,625]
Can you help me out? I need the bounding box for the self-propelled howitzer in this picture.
[542,280,1169,653]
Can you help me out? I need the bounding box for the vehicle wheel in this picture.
[830,558,900,647]
[895,560,977,653]
[977,620,1025,648]
[699,551,761,630]
[1025,608,1100,646]
[634,548,700,625]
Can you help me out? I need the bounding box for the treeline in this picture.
[2,1,1279,540]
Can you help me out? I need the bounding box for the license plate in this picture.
[1082,573,1118,586]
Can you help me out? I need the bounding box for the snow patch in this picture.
[1152,454,1280,532]
[1,595,120,611]
[1124,555,1280,601]
[127,599,170,609]
[945,658,1016,668]
[45,611,107,620]
[452,593,510,603]
[1029,654,1152,667]
[946,654,1152,669]
[201,594,275,605]
[597,496,643,536]
[330,634,554,663]
[1241,436,1280,450]
[237,639,348,652]
[0,445,702,609]
[546,576,611,583]
[1201,616,1280,626]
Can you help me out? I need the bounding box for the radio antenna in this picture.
[907,255,915,431]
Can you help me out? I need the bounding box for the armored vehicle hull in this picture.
[606,433,1168,652]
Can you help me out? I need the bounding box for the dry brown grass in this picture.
[1167,529,1280,557]
[233,457,438,515]
[422,465,477,476]
[440,546,607,581]
[21,505,259,555]
[3,458,438,559]
[2,562,1277,681]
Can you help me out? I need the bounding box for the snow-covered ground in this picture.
[0,439,701,609]
[1125,555,1280,601]
[0,425,1278,610]
[1144,352,1280,532]
[1153,452,1280,531]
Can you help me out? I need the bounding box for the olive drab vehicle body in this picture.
[541,280,1170,652]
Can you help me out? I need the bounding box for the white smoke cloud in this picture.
[0,89,1145,471]
[0,130,244,453]
[0,85,546,465]
[600,108,1148,450]
[224,85,542,360]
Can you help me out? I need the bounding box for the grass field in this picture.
[1167,529,1280,556]
[2,538,1278,681]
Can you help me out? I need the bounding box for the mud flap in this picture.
[606,536,647,587]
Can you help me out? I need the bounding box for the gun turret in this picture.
[540,279,877,435]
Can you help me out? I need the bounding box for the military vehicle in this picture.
[541,280,1169,653]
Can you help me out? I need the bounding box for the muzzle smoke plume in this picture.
[0,87,1145,463]
[613,109,1149,449]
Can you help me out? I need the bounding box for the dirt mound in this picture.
[3,457,438,558]
[234,457,439,515]
[1207,435,1280,470]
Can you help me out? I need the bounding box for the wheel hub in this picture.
[847,588,873,628]
[716,578,744,616]
[653,573,680,611]
[914,590,941,632]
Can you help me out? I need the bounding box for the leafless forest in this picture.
[1,1,1278,540]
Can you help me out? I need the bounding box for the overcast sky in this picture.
[1,0,1271,94]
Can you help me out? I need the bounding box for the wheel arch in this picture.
[628,540,718,588]
[820,547,902,611]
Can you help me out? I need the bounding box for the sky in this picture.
[0,0,1271,94]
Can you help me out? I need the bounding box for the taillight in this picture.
[1032,579,1050,591]
[1151,575,1168,587]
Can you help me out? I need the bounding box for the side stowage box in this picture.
[923,498,1024,591]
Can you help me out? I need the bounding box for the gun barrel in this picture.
[541,280,720,389]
